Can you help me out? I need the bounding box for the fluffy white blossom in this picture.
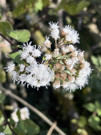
[11,107,30,123]
[62,25,79,44]
[65,83,78,92]
[49,22,60,40]
[26,56,35,64]
[32,48,41,57]
[5,62,15,73]
[45,54,52,60]
[19,64,25,72]
[6,42,54,88]
[44,37,51,48]
[21,43,41,60]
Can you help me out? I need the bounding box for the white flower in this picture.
[12,71,19,83]
[75,76,88,89]
[19,64,25,72]
[26,56,35,64]
[15,62,54,88]
[61,46,69,54]
[79,61,92,77]
[65,57,78,69]
[20,107,30,120]
[62,81,68,89]
[68,44,76,51]
[21,43,41,59]
[65,82,78,92]
[5,62,15,73]
[53,48,59,56]
[32,48,41,57]
[49,22,60,40]
[53,79,60,89]
[0,133,5,135]
[21,50,29,59]
[44,37,51,48]
[23,42,33,53]
[63,25,79,44]
[11,107,30,123]
[45,54,52,60]
[11,108,19,123]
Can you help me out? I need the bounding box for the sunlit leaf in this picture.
[83,103,95,112]
[88,115,101,131]
[34,0,43,12]
[9,51,22,59]
[78,116,87,128]
[9,30,31,42]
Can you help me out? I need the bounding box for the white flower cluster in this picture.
[6,43,54,88]
[51,45,92,91]
[5,21,92,92]
[43,22,92,92]
[11,107,30,123]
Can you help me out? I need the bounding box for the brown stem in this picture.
[55,40,58,48]
[0,33,14,45]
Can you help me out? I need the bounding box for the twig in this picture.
[0,33,14,45]
[0,104,17,135]
[58,9,63,31]
[0,85,66,135]
[47,122,57,135]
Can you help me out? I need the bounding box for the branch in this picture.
[47,122,57,135]
[0,85,66,135]
[0,33,14,45]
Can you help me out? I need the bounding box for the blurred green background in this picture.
[0,0,101,134]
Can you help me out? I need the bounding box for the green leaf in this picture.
[9,51,24,64]
[91,56,99,66]
[76,1,90,13]
[88,115,101,131]
[0,21,13,36]
[83,103,95,112]
[9,51,22,59]
[13,0,36,17]
[9,30,31,42]
[0,125,4,132]
[34,0,43,12]
[61,0,90,15]
[78,116,87,128]
[0,111,5,124]
[14,55,24,64]
[95,101,101,116]
[4,125,12,134]
[14,119,40,135]
[0,69,6,83]
[0,92,6,104]
[60,60,64,65]
[64,70,72,75]
[16,110,21,120]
